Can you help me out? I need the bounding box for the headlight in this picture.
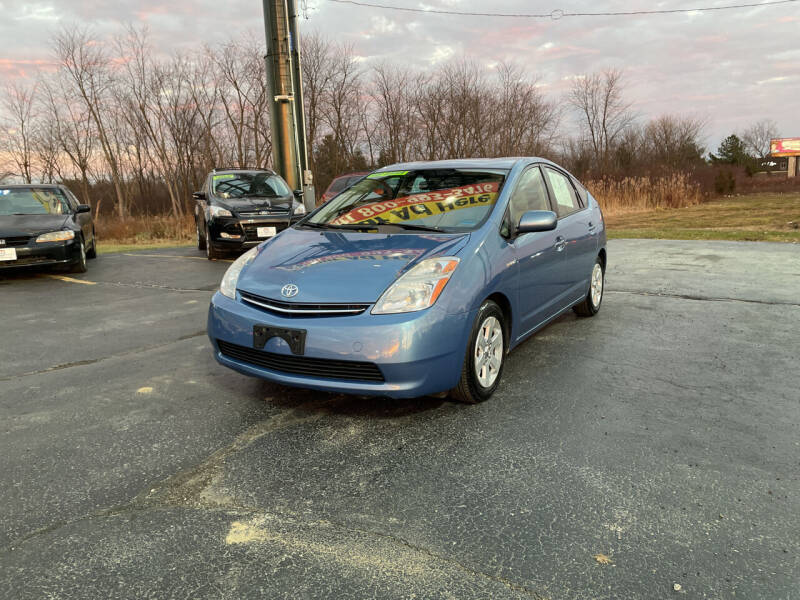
[209,205,233,218]
[293,203,306,215]
[219,246,260,299]
[372,257,460,314]
[36,230,75,243]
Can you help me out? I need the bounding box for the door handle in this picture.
[554,236,566,252]
[587,221,597,234]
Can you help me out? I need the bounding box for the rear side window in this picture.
[543,168,581,218]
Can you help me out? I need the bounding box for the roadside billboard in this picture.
[770,138,800,157]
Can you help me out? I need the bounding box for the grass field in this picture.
[605,192,800,243]
[97,241,194,255]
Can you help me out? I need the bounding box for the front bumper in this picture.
[208,215,303,250]
[207,291,474,399]
[0,239,81,270]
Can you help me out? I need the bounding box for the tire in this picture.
[450,300,506,404]
[205,225,221,260]
[197,222,206,251]
[86,228,97,259]
[573,256,604,317]
[70,237,88,273]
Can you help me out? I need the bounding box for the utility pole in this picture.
[262,0,315,209]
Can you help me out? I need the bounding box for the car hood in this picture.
[0,214,70,237]
[237,227,470,303]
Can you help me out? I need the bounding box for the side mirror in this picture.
[516,210,557,234]
[75,204,91,214]
[293,189,304,199]
[192,191,206,200]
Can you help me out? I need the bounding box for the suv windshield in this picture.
[306,168,508,232]
[212,172,290,199]
[0,187,71,216]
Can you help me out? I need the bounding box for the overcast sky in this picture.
[1,0,798,151]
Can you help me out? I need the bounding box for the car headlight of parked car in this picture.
[372,257,460,315]
[220,246,260,299]
[209,205,233,218]
[36,230,75,243]
[293,204,306,215]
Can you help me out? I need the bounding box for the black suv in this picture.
[193,168,306,259]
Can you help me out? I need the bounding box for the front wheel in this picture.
[70,237,88,273]
[205,225,221,260]
[450,300,506,404]
[573,257,604,317]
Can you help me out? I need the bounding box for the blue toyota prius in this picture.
[207,158,606,403]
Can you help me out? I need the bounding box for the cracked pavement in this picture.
[1,240,798,599]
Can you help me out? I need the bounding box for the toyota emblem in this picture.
[281,284,299,298]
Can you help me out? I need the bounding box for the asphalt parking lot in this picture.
[1,239,798,599]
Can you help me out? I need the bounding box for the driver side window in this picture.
[508,167,550,231]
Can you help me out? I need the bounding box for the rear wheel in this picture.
[70,237,88,273]
[197,221,206,251]
[86,228,97,259]
[205,225,221,260]
[573,257,604,317]
[450,300,506,404]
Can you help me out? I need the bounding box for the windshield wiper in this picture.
[299,222,377,232]
[377,223,446,233]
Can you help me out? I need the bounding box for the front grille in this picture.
[217,340,385,382]
[242,223,288,241]
[239,290,370,316]
[0,236,31,247]
[239,209,290,217]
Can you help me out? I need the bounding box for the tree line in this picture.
[0,24,783,218]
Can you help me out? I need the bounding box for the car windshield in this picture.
[0,187,71,216]
[305,168,508,233]
[212,172,290,199]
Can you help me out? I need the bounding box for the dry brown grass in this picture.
[587,173,703,215]
[96,214,194,244]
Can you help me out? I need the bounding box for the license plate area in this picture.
[256,226,277,238]
[253,325,306,355]
[0,248,17,261]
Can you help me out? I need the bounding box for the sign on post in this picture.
[770,138,800,157]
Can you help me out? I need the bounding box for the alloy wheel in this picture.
[590,262,603,309]
[474,315,503,388]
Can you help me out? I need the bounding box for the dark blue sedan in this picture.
[207,158,606,402]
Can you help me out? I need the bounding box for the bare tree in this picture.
[1,81,37,183]
[568,68,636,172]
[740,118,779,159]
[39,74,96,207]
[53,26,128,217]
[643,114,707,171]
[301,32,333,182]
[371,62,421,164]
[489,62,560,158]
[321,42,366,173]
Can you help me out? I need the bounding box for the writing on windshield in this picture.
[332,182,500,226]
[309,169,507,233]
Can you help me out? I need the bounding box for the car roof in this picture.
[210,168,275,175]
[0,183,64,188]
[333,172,369,179]
[372,157,549,172]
